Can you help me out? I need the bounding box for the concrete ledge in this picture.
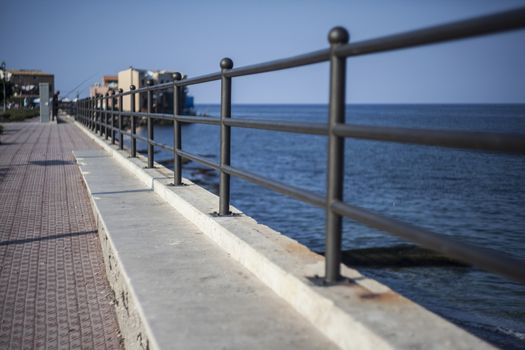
[83,169,157,350]
[73,119,494,350]
[76,150,337,350]
[73,149,155,350]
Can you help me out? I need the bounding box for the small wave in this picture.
[496,326,525,341]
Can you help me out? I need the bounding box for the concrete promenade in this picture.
[0,121,121,349]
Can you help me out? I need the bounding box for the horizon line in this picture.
[194,102,525,106]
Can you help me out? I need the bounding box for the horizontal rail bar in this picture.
[223,165,326,208]
[111,111,217,125]
[99,111,220,126]
[114,90,133,97]
[331,200,525,285]
[148,138,175,152]
[83,109,525,154]
[108,113,326,135]
[90,83,173,99]
[133,133,148,143]
[119,130,147,143]
[116,111,221,126]
[112,111,175,122]
[333,124,525,154]
[177,72,222,86]
[132,81,174,94]
[110,110,128,116]
[224,118,328,135]
[104,129,145,144]
[176,115,220,125]
[111,110,141,117]
[146,113,174,121]
[177,150,220,170]
[336,6,525,58]
[225,48,330,78]
[121,131,146,146]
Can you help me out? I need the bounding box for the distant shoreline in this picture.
[194,102,525,106]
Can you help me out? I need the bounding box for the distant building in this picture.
[118,67,193,113]
[8,69,54,105]
[90,75,119,109]
[90,75,118,97]
[118,67,147,112]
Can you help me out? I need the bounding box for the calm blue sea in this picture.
[131,104,525,349]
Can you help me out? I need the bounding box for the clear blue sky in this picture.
[2,0,525,103]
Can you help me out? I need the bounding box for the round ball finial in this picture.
[110,89,115,95]
[105,92,109,97]
[130,84,136,90]
[328,26,349,45]
[146,79,154,86]
[118,88,123,93]
[172,72,182,81]
[220,57,234,70]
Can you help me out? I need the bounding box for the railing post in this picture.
[104,92,109,139]
[94,95,98,134]
[147,79,154,168]
[110,89,116,144]
[130,85,137,157]
[94,96,98,132]
[92,97,96,130]
[325,27,349,283]
[96,95,100,133]
[91,97,95,130]
[96,95,100,132]
[118,88,124,150]
[101,93,106,136]
[104,91,109,136]
[88,95,91,130]
[94,96,98,133]
[219,57,233,216]
[99,95,103,135]
[172,72,183,185]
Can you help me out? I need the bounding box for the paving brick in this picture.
[0,121,121,349]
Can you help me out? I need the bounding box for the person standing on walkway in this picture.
[52,91,60,120]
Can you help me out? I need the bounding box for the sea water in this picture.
[130,104,525,349]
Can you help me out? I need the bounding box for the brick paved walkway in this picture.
[0,121,122,349]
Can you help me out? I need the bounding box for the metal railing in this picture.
[65,6,525,285]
